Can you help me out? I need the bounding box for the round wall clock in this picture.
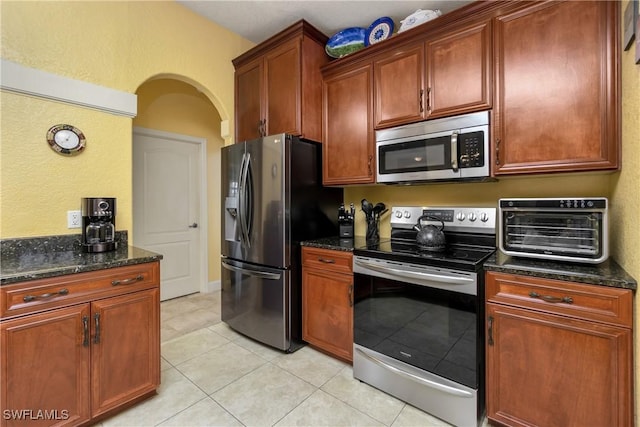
[46,124,86,155]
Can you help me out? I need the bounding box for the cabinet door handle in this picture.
[82,315,89,347]
[368,155,373,176]
[487,316,494,346]
[529,291,573,304]
[348,284,353,307]
[258,119,267,137]
[112,275,143,286]
[23,288,69,302]
[93,313,101,344]
[495,139,501,165]
[318,258,335,264]
[419,89,424,113]
[426,87,432,112]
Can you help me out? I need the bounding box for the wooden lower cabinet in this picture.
[301,247,353,362]
[91,289,160,418]
[0,262,160,427]
[485,271,633,427]
[1,304,91,426]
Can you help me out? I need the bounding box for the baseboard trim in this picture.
[204,280,221,293]
[0,59,137,117]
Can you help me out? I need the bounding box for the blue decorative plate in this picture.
[325,27,366,58]
[365,17,394,47]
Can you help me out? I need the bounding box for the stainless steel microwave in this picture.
[376,111,490,184]
[499,198,609,264]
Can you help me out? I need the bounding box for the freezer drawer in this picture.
[221,257,291,351]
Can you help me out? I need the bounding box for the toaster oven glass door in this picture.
[502,212,604,258]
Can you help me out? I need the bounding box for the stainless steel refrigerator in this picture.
[221,134,343,352]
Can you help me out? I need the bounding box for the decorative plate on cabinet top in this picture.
[325,27,366,58]
[398,9,442,33]
[365,17,394,46]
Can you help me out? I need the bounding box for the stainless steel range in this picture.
[353,206,496,427]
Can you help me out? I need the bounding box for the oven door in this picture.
[353,256,482,389]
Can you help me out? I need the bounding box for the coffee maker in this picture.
[81,197,116,253]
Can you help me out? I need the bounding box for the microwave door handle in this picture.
[450,131,459,172]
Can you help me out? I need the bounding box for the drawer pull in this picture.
[23,288,69,302]
[318,258,336,264]
[529,291,573,304]
[111,275,144,286]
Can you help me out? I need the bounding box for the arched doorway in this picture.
[132,77,226,301]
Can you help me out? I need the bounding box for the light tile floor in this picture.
[96,291,479,427]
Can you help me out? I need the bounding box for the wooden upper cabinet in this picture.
[372,21,491,129]
[322,63,375,185]
[235,58,264,143]
[492,0,620,175]
[374,43,425,128]
[233,20,328,143]
[264,39,301,140]
[426,20,491,119]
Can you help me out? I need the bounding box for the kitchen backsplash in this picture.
[344,172,612,238]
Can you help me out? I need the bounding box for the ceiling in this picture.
[176,0,474,44]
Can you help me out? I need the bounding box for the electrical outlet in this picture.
[67,210,82,229]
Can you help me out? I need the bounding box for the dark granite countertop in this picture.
[301,236,369,252]
[484,251,637,290]
[1,232,163,286]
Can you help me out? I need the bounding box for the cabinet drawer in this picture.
[1,262,160,320]
[302,247,353,274]
[486,271,632,327]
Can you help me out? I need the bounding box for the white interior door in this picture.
[133,127,206,301]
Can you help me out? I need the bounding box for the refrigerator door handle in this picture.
[221,259,282,280]
[238,153,251,248]
[245,153,254,244]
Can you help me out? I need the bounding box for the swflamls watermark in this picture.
[2,409,70,421]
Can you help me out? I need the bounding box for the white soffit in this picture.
[0,59,137,118]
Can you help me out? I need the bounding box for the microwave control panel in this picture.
[458,131,485,168]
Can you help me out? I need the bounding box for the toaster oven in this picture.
[499,198,608,264]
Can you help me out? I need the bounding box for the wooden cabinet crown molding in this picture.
[233,19,328,67]
[321,0,515,76]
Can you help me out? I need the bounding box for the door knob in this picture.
[189,223,198,228]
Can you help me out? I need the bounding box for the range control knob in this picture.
[395,210,402,218]
[468,213,477,222]
[456,212,466,221]
[480,213,489,222]
[404,210,411,219]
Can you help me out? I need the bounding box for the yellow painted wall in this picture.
[0,0,253,238]
[612,1,640,422]
[133,78,223,283]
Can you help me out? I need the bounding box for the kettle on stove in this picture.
[414,215,446,252]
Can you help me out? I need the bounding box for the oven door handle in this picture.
[355,347,473,398]
[354,259,474,285]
